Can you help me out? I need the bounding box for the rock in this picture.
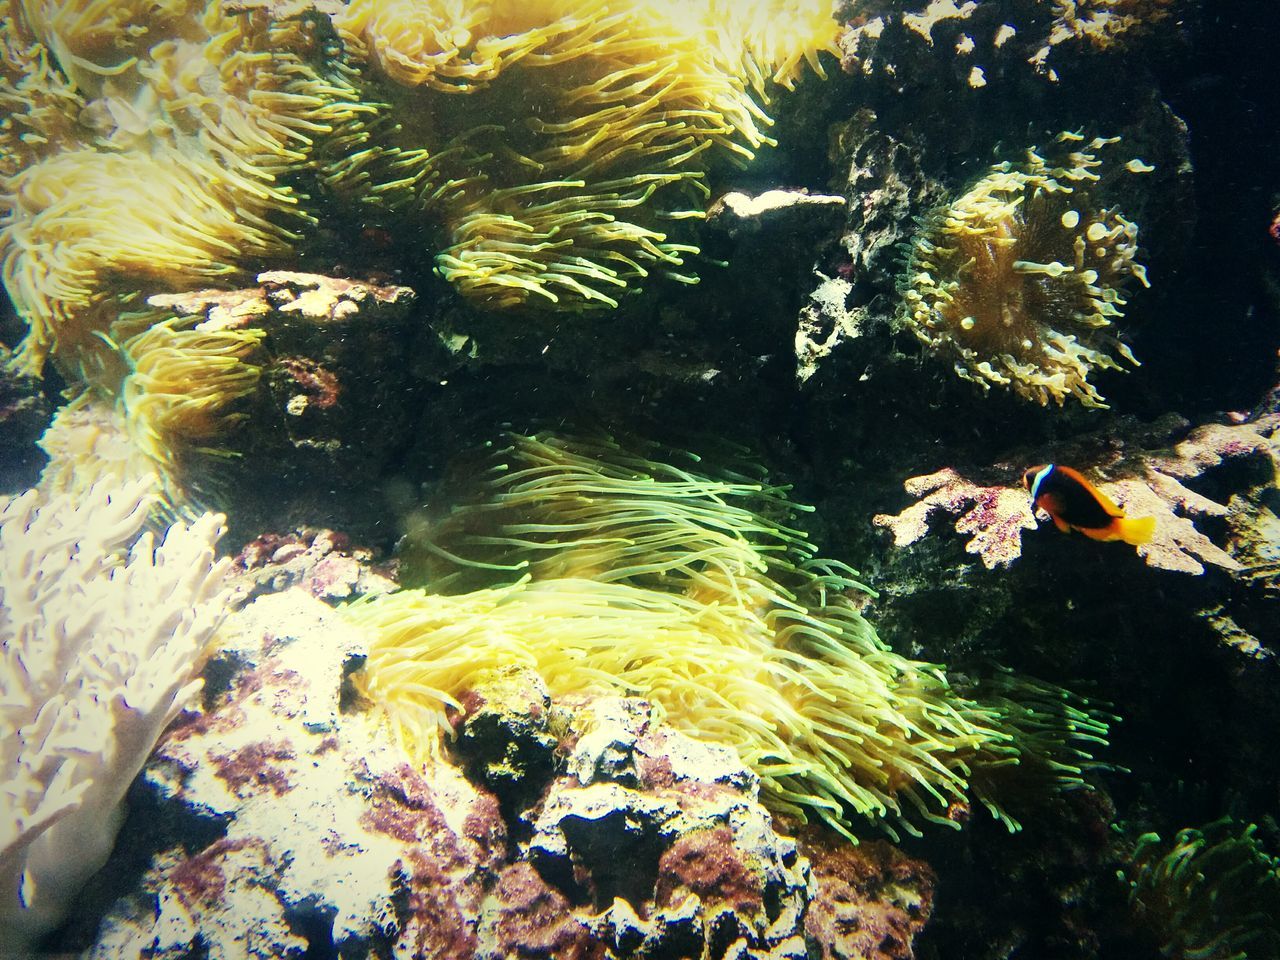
[147,272,427,542]
[0,342,50,491]
[232,526,398,603]
[61,589,932,960]
[526,697,811,960]
[455,667,558,811]
[707,189,847,239]
[473,861,603,959]
[79,590,505,959]
[801,831,935,960]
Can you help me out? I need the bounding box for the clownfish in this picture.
[1022,464,1156,545]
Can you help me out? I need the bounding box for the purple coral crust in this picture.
[483,863,602,959]
[655,825,766,915]
[166,838,255,909]
[276,356,341,409]
[233,527,397,601]
[208,740,296,797]
[359,762,506,958]
[801,830,936,960]
[392,849,480,960]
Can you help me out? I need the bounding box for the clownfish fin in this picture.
[1054,465,1124,517]
[1117,514,1156,546]
[1079,523,1120,542]
[1093,489,1126,519]
[1052,514,1072,533]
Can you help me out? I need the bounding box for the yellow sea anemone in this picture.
[0,0,81,178]
[347,433,1110,838]
[0,1,366,374]
[328,0,841,309]
[4,148,282,373]
[115,316,264,487]
[899,133,1153,408]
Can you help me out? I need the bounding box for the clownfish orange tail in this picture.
[1117,514,1156,546]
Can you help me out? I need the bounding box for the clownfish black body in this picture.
[1022,464,1156,546]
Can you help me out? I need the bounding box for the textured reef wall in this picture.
[2,0,1280,958]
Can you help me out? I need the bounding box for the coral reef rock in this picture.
[84,590,506,960]
[232,526,398,603]
[72,585,934,960]
[146,271,424,534]
[526,695,811,960]
[874,411,1279,575]
[801,830,935,960]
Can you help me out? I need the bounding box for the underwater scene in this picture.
[1,0,1278,957]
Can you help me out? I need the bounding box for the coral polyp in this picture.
[899,133,1153,408]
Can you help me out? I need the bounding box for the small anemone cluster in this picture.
[899,132,1154,408]
[346,432,1113,840]
[0,0,364,376]
[0,0,843,377]
[1124,818,1280,960]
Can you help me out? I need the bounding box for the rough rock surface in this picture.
[801,829,935,960]
[0,342,50,490]
[63,589,933,960]
[526,696,812,960]
[232,526,399,603]
[83,591,506,960]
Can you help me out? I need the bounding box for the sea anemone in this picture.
[0,1,365,374]
[115,316,264,492]
[347,433,1110,838]
[327,0,841,309]
[899,132,1153,408]
[1124,819,1280,960]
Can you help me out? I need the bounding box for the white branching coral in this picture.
[0,429,234,948]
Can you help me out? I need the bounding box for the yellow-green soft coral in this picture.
[899,132,1154,408]
[346,433,1111,838]
[327,0,841,308]
[115,316,264,486]
[38,300,266,510]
